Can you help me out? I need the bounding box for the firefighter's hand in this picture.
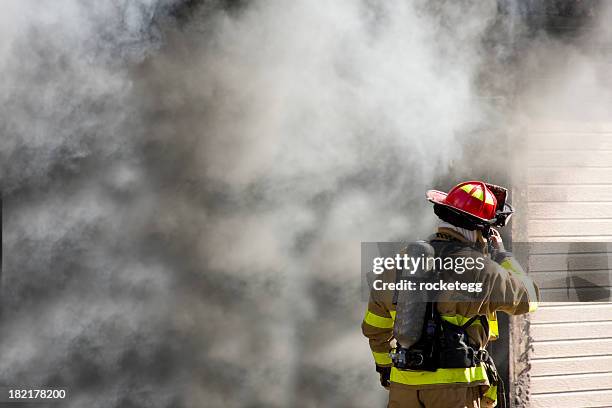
[489,228,505,252]
[376,365,391,389]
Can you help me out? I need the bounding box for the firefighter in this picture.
[362,181,540,408]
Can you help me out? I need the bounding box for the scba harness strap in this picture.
[390,303,492,371]
[438,313,489,368]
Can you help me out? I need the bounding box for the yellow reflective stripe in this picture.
[485,194,495,205]
[372,351,392,366]
[484,384,498,403]
[364,311,394,329]
[460,183,487,201]
[489,313,499,340]
[390,310,396,321]
[390,364,488,385]
[460,184,475,194]
[440,313,498,340]
[440,314,481,327]
[500,258,524,275]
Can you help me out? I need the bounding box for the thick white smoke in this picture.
[144,2,500,406]
[1,1,182,407]
[5,1,609,407]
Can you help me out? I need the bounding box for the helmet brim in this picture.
[426,189,497,224]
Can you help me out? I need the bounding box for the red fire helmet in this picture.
[427,181,505,223]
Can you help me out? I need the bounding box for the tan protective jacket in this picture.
[362,228,539,392]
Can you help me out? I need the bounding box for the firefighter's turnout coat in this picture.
[362,228,540,405]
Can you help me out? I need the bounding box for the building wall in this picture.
[520,121,612,408]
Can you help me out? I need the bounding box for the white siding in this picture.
[524,123,612,408]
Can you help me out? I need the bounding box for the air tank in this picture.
[393,241,436,348]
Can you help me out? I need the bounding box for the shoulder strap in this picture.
[460,315,481,330]
[392,267,400,305]
[460,315,490,338]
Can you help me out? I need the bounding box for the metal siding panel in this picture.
[536,288,612,302]
[528,151,612,167]
[529,133,612,150]
[524,235,612,242]
[528,243,612,254]
[528,202,612,219]
[530,270,612,289]
[528,185,612,202]
[531,356,612,376]
[530,321,612,341]
[528,121,612,132]
[518,124,612,407]
[531,389,612,408]
[531,304,612,323]
[531,372,612,393]
[530,167,612,184]
[528,253,612,271]
[532,339,612,359]
[529,220,612,236]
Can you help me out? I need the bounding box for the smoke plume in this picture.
[2,1,610,407]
